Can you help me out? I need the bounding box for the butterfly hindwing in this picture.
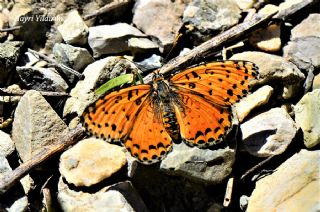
[170,61,258,106]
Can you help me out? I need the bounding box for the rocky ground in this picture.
[0,0,319,211]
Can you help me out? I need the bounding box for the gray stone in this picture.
[294,90,320,148]
[133,0,185,52]
[63,57,139,128]
[0,41,23,85]
[8,3,32,27]
[247,150,320,212]
[128,37,159,56]
[16,66,68,92]
[88,23,146,57]
[235,0,256,9]
[136,54,163,71]
[291,13,320,39]
[0,130,14,157]
[58,179,148,212]
[57,10,88,45]
[240,107,297,157]
[12,90,68,162]
[59,138,126,187]
[53,43,94,71]
[313,73,320,90]
[249,24,281,52]
[183,0,241,33]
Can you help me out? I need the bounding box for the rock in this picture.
[16,66,68,92]
[235,85,274,122]
[0,13,9,40]
[235,0,256,9]
[1,84,22,105]
[294,90,320,148]
[8,3,32,27]
[58,179,148,211]
[183,0,241,33]
[160,128,237,184]
[0,41,23,85]
[313,73,320,90]
[128,37,159,56]
[230,52,305,90]
[57,10,88,45]
[240,195,249,211]
[88,23,146,57]
[291,13,320,39]
[249,24,281,52]
[258,4,279,16]
[278,0,304,12]
[63,57,139,128]
[0,130,15,157]
[53,43,94,71]
[133,0,184,52]
[136,54,163,71]
[240,107,297,157]
[247,150,320,212]
[12,90,68,162]
[60,138,126,187]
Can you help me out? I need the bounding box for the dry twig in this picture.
[0,125,85,195]
[0,26,22,32]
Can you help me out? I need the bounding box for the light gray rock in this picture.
[133,0,185,52]
[240,107,297,157]
[63,57,139,128]
[8,3,32,27]
[0,130,14,157]
[247,150,320,212]
[183,0,241,33]
[58,179,148,212]
[53,43,94,71]
[249,24,281,52]
[294,90,320,148]
[313,73,320,90]
[128,37,159,56]
[0,41,23,85]
[57,10,88,45]
[136,54,163,71]
[88,23,146,57]
[12,90,68,162]
[16,66,68,92]
[235,0,256,9]
[291,13,320,39]
[59,138,126,187]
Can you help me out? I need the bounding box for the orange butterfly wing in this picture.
[82,85,172,163]
[170,61,258,146]
[170,61,258,106]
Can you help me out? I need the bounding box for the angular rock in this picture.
[258,4,279,16]
[230,51,305,88]
[291,13,320,39]
[128,37,159,56]
[58,179,148,211]
[63,57,139,128]
[60,138,126,187]
[249,24,281,52]
[12,90,68,162]
[0,13,9,40]
[8,3,32,27]
[183,0,241,33]
[240,107,297,157]
[247,150,320,212]
[136,54,163,71]
[53,43,94,71]
[294,90,320,148]
[1,84,22,105]
[133,0,184,52]
[235,0,256,9]
[0,41,23,85]
[57,10,88,45]
[313,73,320,90]
[88,23,146,57]
[0,130,15,157]
[16,66,68,92]
[235,85,274,122]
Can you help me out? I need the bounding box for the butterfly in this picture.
[82,61,258,164]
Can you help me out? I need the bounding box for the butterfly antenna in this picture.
[163,33,183,63]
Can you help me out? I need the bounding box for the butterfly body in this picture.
[82,61,258,164]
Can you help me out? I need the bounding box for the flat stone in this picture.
[1,84,22,105]
[294,90,320,148]
[133,0,184,52]
[88,23,145,57]
[0,130,15,157]
[183,0,241,33]
[235,0,255,9]
[12,90,68,162]
[58,179,148,211]
[57,10,88,45]
[128,37,159,56]
[16,66,68,92]
[60,138,126,187]
[291,13,320,39]
[247,150,320,212]
[63,57,139,128]
[53,43,94,71]
[249,24,281,52]
[313,73,320,90]
[8,3,32,27]
[230,51,305,89]
[235,85,274,122]
[258,4,279,16]
[136,54,163,71]
[240,107,297,157]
